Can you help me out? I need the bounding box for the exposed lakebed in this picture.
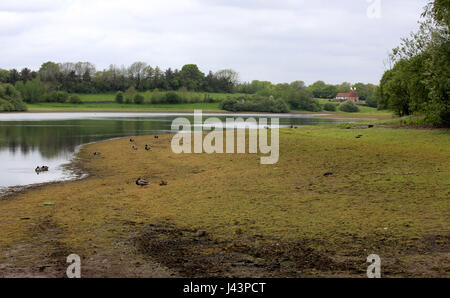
[0,112,352,192]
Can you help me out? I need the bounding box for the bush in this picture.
[323,102,337,111]
[115,91,124,104]
[43,91,69,103]
[69,94,82,104]
[133,93,145,104]
[125,86,136,104]
[366,97,378,108]
[164,92,181,104]
[150,89,163,104]
[339,101,360,113]
[220,96,290,113]
[0,83,27,111]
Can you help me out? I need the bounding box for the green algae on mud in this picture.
[0,126,448,277]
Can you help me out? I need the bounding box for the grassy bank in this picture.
[26,102,223,112]
[0,126,448,277]
[25,102,394,120]
[75,91,246,103]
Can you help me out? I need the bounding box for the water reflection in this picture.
[0,112,349,189]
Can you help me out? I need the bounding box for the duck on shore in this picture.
[132,145,138,151]
[136,177,150,186]
[130,138,135,142]
[145,144,151,151]
[93,152,102,156]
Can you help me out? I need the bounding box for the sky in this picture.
[0,0,427,85]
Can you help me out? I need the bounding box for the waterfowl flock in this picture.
[129,136,168,187]
[35,166,49,174]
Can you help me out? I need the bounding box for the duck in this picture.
[93,152,102,156]
[159,180,168,186]
[35,166,42,174]
[136,177,150,186]
[132,145,138,151]
[130,138,135,142]
[154,135,159,139]
[41,166,49,171]
[145,144,151,151]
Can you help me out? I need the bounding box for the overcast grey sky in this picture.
[0,0,427,84]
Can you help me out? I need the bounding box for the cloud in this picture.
[0,0,427,84]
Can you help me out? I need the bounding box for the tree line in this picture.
[0,61,380,106]
[0,62,240,95]
[378,0,449,127]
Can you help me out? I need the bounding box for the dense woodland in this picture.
[379,0,449,126]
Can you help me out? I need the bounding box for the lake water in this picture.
[0,112,352,192]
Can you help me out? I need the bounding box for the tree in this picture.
[15,77,45,103]
[379,0,449,125]
[128,62,148,91]
[39,62,60,83]
[0,69,9,83]
[20,68,33,82]
[124,86,137,104]
[178,64,205,91]
[0,83,27,111]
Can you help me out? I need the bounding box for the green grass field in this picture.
[1,126,448,277]
[26,102,223,112]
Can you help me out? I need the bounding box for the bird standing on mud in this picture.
[145,144,151,151]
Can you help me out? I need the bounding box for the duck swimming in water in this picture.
[35,166,49,174]
[136,177,150,186]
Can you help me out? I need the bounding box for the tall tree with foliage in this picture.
[380,0,449,126]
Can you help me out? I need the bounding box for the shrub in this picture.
[115,91,124,104]
[164,91,181,104]
[0,83,27,111]
[44,91,69,103]
[220,96,290,113]
[366,97,378,108]
[151,89,163,104]
[125,86,136,104]
[339,100,360,113]
[323,102,337,111]
[69,94,82,104]
[133,93,145,104]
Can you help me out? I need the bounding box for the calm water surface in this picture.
[0,112,353,191]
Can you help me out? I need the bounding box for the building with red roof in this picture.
[335,89,359,102]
